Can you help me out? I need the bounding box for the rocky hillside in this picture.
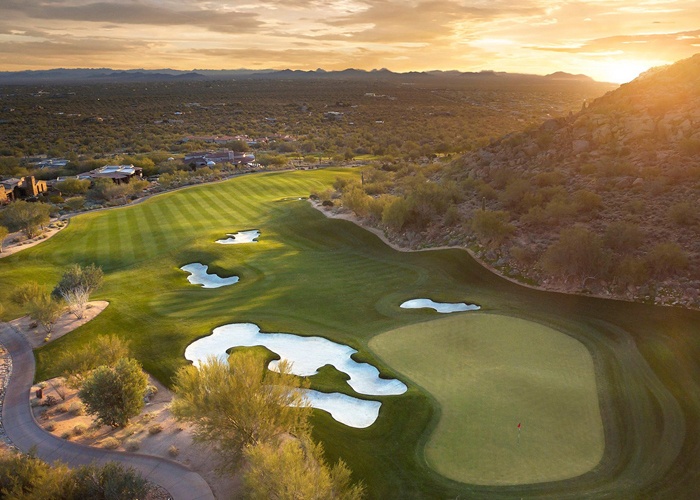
[443,53,700,308]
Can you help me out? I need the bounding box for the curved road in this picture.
[0,323,214,500]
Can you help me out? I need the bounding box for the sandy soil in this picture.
[0,220,69,259]
[10,301,109,348]
[8,302,239,499]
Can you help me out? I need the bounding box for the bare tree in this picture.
[60,285,91,319]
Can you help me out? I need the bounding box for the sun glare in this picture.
[601,59,655,84]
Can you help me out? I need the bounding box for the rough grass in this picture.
[370,313,604,484]
[1,168,700,499]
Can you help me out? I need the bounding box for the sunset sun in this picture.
[599,59,657,84]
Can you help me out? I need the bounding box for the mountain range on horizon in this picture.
[0,67,602,85]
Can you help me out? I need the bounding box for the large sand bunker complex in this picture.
[184,323,407,428]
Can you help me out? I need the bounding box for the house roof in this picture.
[1,178,21,189]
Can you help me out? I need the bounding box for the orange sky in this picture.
[1,0,699,83]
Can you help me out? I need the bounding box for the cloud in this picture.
[0,0,698,75]
[0,36,152,69]
[317,0,543,43]
[530,29,700,59]
[3,1,263,34]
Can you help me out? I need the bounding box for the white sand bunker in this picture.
[302,390,380,429]
[216,229,260,244]
[181,263,239,289]
[184,322,408,428]
[400,298,480,313]
[185,323,407,396]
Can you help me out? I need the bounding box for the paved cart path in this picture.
[0,322,214,500]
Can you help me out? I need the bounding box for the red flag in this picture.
[517,423,521,429]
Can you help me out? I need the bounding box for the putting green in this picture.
[369,313,604,485]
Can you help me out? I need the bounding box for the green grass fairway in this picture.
[369,313,604,485]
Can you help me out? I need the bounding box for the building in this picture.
[324,111,344,120]
[85,165,143,185]
[32,158,69,169]
[183,150,255,168]
[0,176,48,203]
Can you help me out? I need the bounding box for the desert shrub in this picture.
[73,424,87,436]
[101,437,120,450]
[69,402,85,416]
[476,181,498,200]
[366,195,392,222]
[470,210,515,247]
[444,205,462,226]
[168,445,180,457]
[540,227,610,282]
[520,206,546,227]
[43,395,59,407]
[71,462,152,499]
[0,449,72,498]
[533,171,565,187]
[64,196,85,211]
[646,242,689,279]
[499,178,531,212]
[29,294,65,334]
[148,424,163,435]
[572,189,602,214]
[614,256,650,287]
[61,431,72,440]
[382,197,411,232]
[604,222,644,253]
[341,186,370,217]
[626,199,645,215]
[543,197,577,222]
[45,423,56,432]
[56,178,91,195]
[668,202,697,226]
[10,281,44,306]
[124,439,140,452]
[510,245,539,266]
[598,161,636,177]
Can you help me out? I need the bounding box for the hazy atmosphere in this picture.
[2,0,700,82]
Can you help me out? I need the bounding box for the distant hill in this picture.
[442,53,700,307]
[0,67,610,85]
[545,71,594,82]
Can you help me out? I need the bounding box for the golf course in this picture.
[1,168,700,498]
